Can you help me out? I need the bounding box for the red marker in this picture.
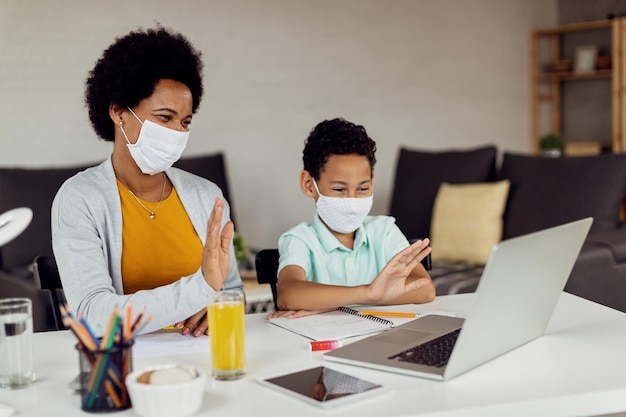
[310,340,343,351]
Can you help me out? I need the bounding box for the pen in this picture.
[359,311,418,318]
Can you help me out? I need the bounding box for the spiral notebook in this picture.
[268,307,394,341]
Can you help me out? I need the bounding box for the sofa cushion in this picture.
[500,153,626,239]
[173,153,235,222]
[389,145,498,241]
[431,180,510,264]
[0,164,94,272]
[565,241,626,313]
[584,226,626,263]
[428,261,484,295]
[0,153,234,275]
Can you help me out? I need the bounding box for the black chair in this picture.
[32,255,66,329]
[255,249,279,311]
[254,248,431,312]
[0,270,60,332]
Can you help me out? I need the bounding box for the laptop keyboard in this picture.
[388,328,461,368]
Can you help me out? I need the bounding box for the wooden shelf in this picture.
[530,18,625,153]
[565,141,609,156]
[537,69,613,81]
[533,19,612,35]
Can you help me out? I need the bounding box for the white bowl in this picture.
[126,364,206,417]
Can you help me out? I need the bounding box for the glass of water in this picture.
[0,298,35,389]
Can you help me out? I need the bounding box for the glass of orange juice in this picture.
[208,290,246,380]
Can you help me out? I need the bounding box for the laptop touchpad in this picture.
[373,329,432,345]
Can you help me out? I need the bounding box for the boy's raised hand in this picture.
[366,239,432,303]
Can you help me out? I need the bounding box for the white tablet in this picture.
[256,366,389,409]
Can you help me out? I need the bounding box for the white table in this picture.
[1,293,625,417]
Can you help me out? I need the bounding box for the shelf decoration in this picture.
[539,133,565,157]
[574,45,599,73]
[548,59,573,73]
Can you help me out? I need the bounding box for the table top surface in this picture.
[1,292,626,417]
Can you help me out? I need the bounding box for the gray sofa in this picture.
[389,145,626,313]
[3,148,625,315]
[0,153,234,281]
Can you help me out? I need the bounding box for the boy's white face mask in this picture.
[120,107,189,175]
[312,179,373,234]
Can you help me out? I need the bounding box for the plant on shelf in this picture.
[233,232,255,272]
[233,231,251,268]
[539,133,565,157]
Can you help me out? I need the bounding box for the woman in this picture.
[52,26,242,336]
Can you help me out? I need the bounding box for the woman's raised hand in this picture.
[202,198,234,291]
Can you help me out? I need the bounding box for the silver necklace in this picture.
[125,173,167,220]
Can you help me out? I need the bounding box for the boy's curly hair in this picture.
[85,26,204,141]
[303,118,377,179]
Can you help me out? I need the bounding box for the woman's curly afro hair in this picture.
[85,26,204,141]
[303,118,377,179]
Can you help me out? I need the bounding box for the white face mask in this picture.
[120,107,190,175]
[312,179,373,234]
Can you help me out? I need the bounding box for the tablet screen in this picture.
[258,366,385,408]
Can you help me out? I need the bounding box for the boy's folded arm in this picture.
[276,270,434,311]
[276,265,369,310]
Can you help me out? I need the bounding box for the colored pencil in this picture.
[124,303,132,340]
[129,314,153,339]
[129,307,145,334]
[87,311,120,408]
[63,303,151,410]
[105,380,122,408]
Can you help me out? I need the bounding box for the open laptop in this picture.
[324,217,593,381]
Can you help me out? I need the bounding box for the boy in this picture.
[270,118,435,318]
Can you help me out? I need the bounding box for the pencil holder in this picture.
[76,340,134,412]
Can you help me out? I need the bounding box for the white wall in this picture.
[0,0,557,249]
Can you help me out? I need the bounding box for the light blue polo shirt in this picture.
[277,215,410,286]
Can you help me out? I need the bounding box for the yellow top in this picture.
[117,179,203,294]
